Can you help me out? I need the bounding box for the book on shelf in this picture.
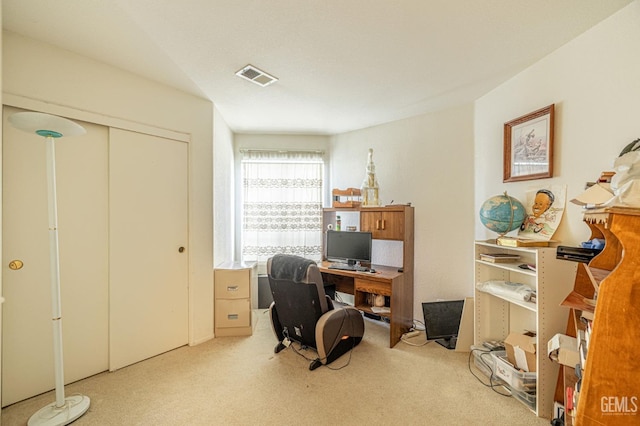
[479,253,521,263]
[578,329,588,368]
[496,236,551,247]
[515,263,536,272]
[566,385,574,411]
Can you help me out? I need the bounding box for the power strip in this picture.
[403,330,421,338]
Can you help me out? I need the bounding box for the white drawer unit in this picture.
[214,262,257,337]
[215,298,251,328]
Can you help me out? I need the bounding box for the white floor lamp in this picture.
[8,112,91,426]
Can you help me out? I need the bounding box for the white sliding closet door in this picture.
[109,128,188,370]
[2,107,109,406]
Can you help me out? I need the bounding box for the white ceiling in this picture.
[2,0,633,135]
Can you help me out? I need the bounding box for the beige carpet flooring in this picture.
[2,310,550,425]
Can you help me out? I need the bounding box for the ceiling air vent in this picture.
[235,64,278,87]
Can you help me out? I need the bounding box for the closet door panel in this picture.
[109,128,188,371]
[2,107,109,406]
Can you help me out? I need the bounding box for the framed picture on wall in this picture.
[503,104,555,182]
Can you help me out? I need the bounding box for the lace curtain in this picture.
[241,150,323,270]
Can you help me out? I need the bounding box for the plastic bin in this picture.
[511,387,537,410]
[491,352,537,392]
[471,346,506,383]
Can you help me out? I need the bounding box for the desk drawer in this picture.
[215,298,251,328]
[355,278,392,297]
[215,269,250,299]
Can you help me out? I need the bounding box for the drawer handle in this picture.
[227,314,239,320]
[227,285,239,291]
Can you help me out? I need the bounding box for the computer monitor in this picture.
[325,230,372,265]
[422,299,465,350]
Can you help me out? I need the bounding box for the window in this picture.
[240,150,323,271]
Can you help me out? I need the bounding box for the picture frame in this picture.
[503,104,554,182]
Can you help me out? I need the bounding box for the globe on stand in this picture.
[479,192,526,236]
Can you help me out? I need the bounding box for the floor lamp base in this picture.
[28,395,90,426]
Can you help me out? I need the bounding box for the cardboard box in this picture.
[547,333,580,368]
[504,331,537,372]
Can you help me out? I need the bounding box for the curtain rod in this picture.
[239,148,325,154]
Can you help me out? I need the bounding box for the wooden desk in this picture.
[318,261,412,348]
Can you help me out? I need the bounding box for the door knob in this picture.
[9,260,24,270]
[178,247,185,253]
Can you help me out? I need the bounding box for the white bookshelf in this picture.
[473,240,576,418]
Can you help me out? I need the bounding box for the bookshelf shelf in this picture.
[474,240,576,419]
[478,288,538,312]
[475,259,537,277]
[560,291,596,313]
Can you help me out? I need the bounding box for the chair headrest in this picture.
[268,254,317,283]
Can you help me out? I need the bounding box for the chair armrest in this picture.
[315,307,364,362]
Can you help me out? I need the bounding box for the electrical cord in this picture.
[280,309,356,370]
[412,318,426,331]
[280,328,317,362]
[399,318,429,346]
[325,309,358,370]
[468,347,511,397]
[400,331,430,346]
[325,341,354,371]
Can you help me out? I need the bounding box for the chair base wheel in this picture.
[309,359,322,370]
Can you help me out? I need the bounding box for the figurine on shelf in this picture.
[361,148,380,207]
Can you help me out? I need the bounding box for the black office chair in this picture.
[267,254,365,370]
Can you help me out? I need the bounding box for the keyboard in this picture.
[328,263,369,272]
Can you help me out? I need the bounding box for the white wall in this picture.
[330,104,475,322]
[2,32,217,344]
[213,106,235,267]
[475,1,640,245]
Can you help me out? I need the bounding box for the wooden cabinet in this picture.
[474,240,576,418]
[557,207,640,425]
[214,262,257,337]
[360,209,404,240]
[322,205,413,254]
